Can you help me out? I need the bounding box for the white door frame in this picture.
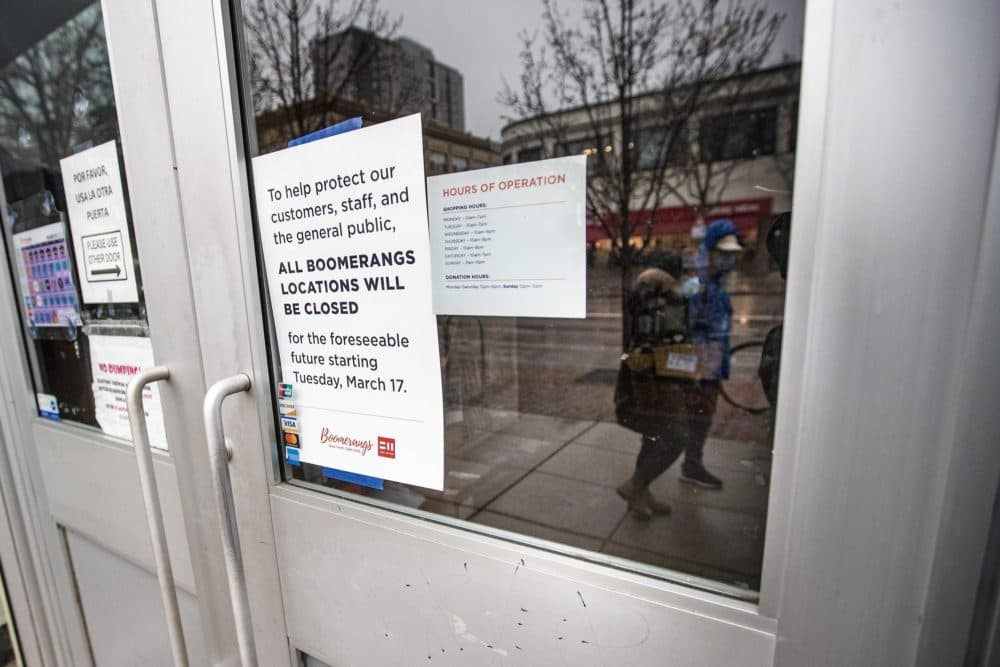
[0,0,996,664]
[767,1,1000,664]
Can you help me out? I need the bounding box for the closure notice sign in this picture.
[253,114,444,490]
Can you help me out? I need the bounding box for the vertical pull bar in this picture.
[125,366,188,667]
[202,374,256,667]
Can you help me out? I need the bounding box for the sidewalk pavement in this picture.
[381,408,771,591]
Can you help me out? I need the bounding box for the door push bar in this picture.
[126,366,189,667]
[203,374,257,667]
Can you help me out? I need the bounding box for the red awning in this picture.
[586,197,771,241]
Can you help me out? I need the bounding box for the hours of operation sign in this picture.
[253,114,444,490]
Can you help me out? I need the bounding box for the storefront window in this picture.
[635,123,689,170]
[426,151,447,175]
[700,107,779,162]
[516,146,542,163]
[237,0,803,593]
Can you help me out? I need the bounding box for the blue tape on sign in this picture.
[288,116,363,147]
[322,468,384,491]
[285,446,301,467]
[285,116,374,486]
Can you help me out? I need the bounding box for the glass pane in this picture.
[237,0,804,593]
[0,3,156,436]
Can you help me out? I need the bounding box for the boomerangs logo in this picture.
[378,436,396,459]
[319,427,373,456]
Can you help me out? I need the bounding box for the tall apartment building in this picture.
[312,27,464,131]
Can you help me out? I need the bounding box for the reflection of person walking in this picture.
[618,219,742,519]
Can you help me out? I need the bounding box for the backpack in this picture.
[615,275,703,435]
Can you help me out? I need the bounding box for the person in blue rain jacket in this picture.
[685,218,740,382]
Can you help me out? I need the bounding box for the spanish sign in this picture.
[89,335,168,450]
[252,114,444,490]
[60,140,139,304]
[426,155,587,318]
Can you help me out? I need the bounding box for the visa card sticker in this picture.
[280,415,299,433]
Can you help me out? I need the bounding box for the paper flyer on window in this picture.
[89,334,168,450]
[252,114,444,490]
[11,222,83,329]
[59,140,139,304]
[426,155,587,318]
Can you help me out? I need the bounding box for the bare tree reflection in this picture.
[500,0,783,346]
[244,0,424,146]
[0,5,113,170]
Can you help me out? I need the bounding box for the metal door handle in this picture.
[202,374,256,667]
[126,366,189,667]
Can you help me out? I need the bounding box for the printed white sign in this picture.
[60,140,139,304]
[253,114,444,490]
[89,335,168,450]
[427,155,587,318]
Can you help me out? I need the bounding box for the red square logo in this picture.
[378,436,396,459]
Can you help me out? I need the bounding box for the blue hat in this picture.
[702,219,741,251]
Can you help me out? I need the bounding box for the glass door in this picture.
[0,2,243,664]
[3,1,988,665]
[165,0,807,664]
